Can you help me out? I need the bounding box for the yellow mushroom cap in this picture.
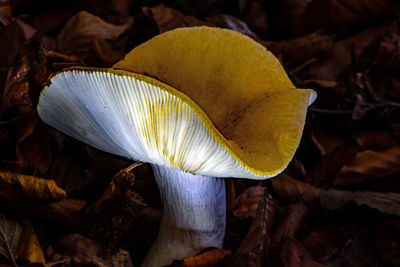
[113,26,316,178]
[38,26,316,179]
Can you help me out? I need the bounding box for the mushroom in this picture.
[38,27,316,267]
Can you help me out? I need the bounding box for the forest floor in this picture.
[0,0,399,266]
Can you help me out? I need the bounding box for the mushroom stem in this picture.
[141,164,226,267]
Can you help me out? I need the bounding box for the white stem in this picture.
[141,164,226,267]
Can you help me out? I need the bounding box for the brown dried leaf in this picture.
[206,14,258,39]
[0,170,66,204]
[87,162,143,213]
[271,174,321,205]
[233,186,264,218]
[0,214,22,265]
[178,249,230,267]
[319,189,400,216]
[48,234,110,266]
[1,30,46,118]
[240,0,269,39]
[56,11,132,63]
[323,239,383,267]
[149,4,214,34]
[309,145,358,187]
[374,227,400,266]
[0,0,12,26]
[301,225,363,260]
[293,0,394,36]
[74,0,134,25]
[270,201,308,265]
[307,23,392,81]
[352,130,399,150]
[280,32,334,70]
[271,236,327,267]
[16,116,52,175]
[334,146,400,187]
[235,193,277,266]
[16,219,45,263]
[29,199,86,227]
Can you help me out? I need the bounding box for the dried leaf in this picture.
[234,193,277,267]
[49,234,110,266]
[16,219,45,263]
[0,214,22,265]
[87,162,143,213]
[301,225,363,260]
[280,32,334,70]
[309,145,358,187]
[271,174,321,205]
[271,236,327,267]
[178,249,230,267]
[319,189,400,216]
[0,0,12,26]
[233,186,264,218]
[1,31,46,118]
[0,170,66,204]
[206,14,258,39]
[150,4,214,34]
[323,239,383,267]
[240,0,269,39]
[56,11,132,62]
[307,23,392,81]
[334,146,400,187]
[73,0,135,25]
[374,227,400,266]
[29,199,86,227]
[270,201,309,266]
[16,116,52,175]
[352,130,400,150]
[293,0,394,36]
[110,249,134,267]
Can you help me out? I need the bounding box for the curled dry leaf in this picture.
[0,214,22,266]
[307,23,392,82]
[177,249,230,267]
[0,170,66,204]
[235,193,277,267]
[271,174,321,205]
[319,189,400,216]
[280,32,334,70]
[206,14,258,39]
[334,146,400,187]
[16,219,45,263]
[2,30,46,118]
[149,4,214,34]
[233,186,264,218]
[87,162,142,214]
[56,11,132,63]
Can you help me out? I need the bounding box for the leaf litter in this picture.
[0,0,399,266]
